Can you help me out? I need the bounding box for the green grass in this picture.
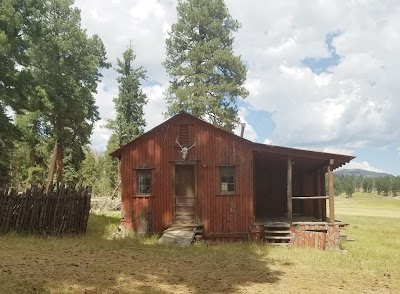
[0,194,399,293]
[335,191,400,218]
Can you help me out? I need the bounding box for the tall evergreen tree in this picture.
[362,176,373,193]
[107,46,147,147]
[0,0,43,185]
[10,111,49,188]
[80,147,97,188]
[104,134,119,190]
[27,0,110,185]
[333,174,343,196]
[344,175,355,198]
[164,0,248,131]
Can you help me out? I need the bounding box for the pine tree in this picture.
[104,134,119,190]
[164,0,248,131]
[0,0,44,185]
[80,147,97,188]
[344,175,355,198]
[10,111,49,188]
[107,46,147,147]
[27,0,110,185]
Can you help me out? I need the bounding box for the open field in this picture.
[335,191,400,218]
[1,192,399,293]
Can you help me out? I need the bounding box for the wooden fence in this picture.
[0,185,91,235]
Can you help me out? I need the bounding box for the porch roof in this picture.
[252,143,355,170]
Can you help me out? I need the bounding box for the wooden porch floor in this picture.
[255,216,329,226]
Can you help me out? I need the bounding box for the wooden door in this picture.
[174,165,196,224]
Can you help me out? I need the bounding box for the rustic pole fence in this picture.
[0,185,91,236]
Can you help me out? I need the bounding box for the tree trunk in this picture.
[46,141,58,191]
[56,142,63,183]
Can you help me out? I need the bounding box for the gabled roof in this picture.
[109,111,253,158]
[109,112,355,169]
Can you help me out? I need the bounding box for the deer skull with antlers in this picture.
[175,136,196,160]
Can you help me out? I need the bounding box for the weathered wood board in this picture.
[158,227,196,247]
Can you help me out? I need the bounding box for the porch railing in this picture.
[287,158,335,224]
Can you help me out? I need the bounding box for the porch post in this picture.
[287,157,293,224]
[320,168,327,221]
[328,159,335,223]
[316,169,322,219]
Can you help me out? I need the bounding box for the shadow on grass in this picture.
[0,214,289,293]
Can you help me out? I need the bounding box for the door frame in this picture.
[172,161,197,224]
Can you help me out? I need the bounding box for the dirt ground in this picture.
[1,193,399,293]
[0,238,397,294]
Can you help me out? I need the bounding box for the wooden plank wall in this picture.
[119,113,254,236]
[302,172,314,216]
[254,162,286,217]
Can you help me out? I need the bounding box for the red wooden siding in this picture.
[118,113,254,236]
[114,112,355,239]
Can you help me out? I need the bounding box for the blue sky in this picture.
[74,0,400,176]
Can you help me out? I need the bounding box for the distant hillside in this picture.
[335,169,393,178]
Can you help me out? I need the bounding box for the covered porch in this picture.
[252,145,354,249]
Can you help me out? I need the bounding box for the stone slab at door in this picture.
[174,165,196,224]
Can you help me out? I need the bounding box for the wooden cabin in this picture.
[110,112,354,249]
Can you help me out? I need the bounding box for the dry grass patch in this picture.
[1,196,400,293]
[0,214,283,293]
[335,192,400,218]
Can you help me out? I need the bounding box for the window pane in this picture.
[221,183,228,192]
[220,166,235,193]
[137,169,152,195]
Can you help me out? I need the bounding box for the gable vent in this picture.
[179,124,189,146]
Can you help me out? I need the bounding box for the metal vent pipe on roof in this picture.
[240,123,246,137]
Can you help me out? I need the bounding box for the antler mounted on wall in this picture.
[175,136,196,160]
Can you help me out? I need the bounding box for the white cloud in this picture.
[130,0,165,22]
[94,82,117,121]
[74,0,177,149]
[73,0,400,156]
[263,138,272,145]
[143,84,167,131]
[322,147,354,156]
[90,83,168,150]
[338,161,386,173]
[74,0,176,83]
[233,108,258,142]
[90,120,112,151]
[227,0,400,149]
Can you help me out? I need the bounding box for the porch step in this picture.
[263,222,292,244]
[265,236,292,240]
[264,222,290,228]
[265,230,291,234]
[194,227,203,241]
[159,224,203,246]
